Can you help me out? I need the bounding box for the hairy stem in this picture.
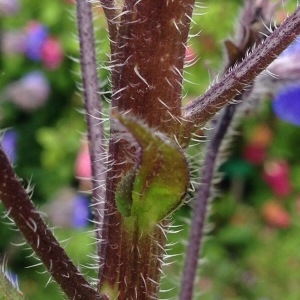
[0,149,107,300]
[180,103,238,300]
[76,0,107,277]
[99,1,195,298]
[182,6,300,138]
[180,1,295,297]
[99,0,119,55]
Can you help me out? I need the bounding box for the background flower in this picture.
[272,86,300,126]
[44,188,90,229]
[0,0,19,16]
[41,37,63,70]
[261,201,291,228]
[72,193,90,229]
[5,71,50,111]
[25,21,48,61]
[0,129,18,163]
[263,160,292,197]
[1,31,26,55]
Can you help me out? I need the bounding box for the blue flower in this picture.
[271,39,300,126]
[25,22,48,61]
[72,194,90,229]
[272,86,300,126]
[281,38,300,57]
[1,129,18,163]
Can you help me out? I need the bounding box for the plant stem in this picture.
[76,0,107,275]
[99,0,119,55]
[180,2,296,298]
[179,103,237,300]
[98,1,195,298]
[0,149,108,300]
[182,6,300,136]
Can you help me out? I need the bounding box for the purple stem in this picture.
[183,6,300,132]
[180,4,300,299]
[179,103,237,300]
[0,149,107,300]
[76,0,107,276]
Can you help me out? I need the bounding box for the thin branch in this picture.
[179,104,237,300]
[182,6,300,134]
[0,149,108,300]
[76,0,107,277]
[180,2,297,298]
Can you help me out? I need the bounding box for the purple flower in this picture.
[44,188,91,229]
[1,30,26,54]
[247,38,300,106]
[0,0,19,16]
[281,38,300,57]
[6,71,50,111]
[72,194,90,229]
[1,129,17,163]
[25,21,48,61]
[268,38,300,84]
[271,38,300,126]
[272,86,300,126]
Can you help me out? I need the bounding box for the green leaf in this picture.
[115,169,135,217]
[114,112,190,231]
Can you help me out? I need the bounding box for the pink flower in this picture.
[41,37,63,70]
[263,160,292,197]
[75,141,92,192]
[262,201,290,228]
[75,141,92,179]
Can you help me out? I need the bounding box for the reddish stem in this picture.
[183,6,300,135]
[99,1,195,298]
[0,149,107,300]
